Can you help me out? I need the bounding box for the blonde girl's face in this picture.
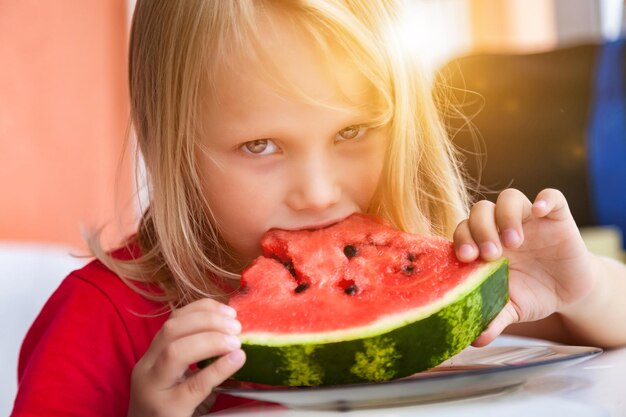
[198,12,387,263]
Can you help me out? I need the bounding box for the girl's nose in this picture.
[285,156,341,212]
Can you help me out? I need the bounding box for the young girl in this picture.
[11,1,626,416]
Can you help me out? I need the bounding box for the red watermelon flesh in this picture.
[232,213,487,334]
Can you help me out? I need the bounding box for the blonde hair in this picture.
[89,0,470,307]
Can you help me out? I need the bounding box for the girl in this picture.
[11,1,626,416]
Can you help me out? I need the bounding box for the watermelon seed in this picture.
[344,284,358,295]
[403,265,415,275]
[343,245,358,258]
[282,260,297,278]
[406,252,422,262]
[294,283,310,293]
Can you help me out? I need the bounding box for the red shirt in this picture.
[10,252,252,416]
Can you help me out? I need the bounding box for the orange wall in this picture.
[0,1,134,251]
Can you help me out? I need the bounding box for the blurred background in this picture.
[0,0,625,414]
[1,0,625,252]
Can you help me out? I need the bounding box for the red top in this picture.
[10,249,254,416]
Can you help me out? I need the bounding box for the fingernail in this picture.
[534,200,547,209]
[458,244,475,259]
[225,335,241,350]
[502,229,520,246]
[227,349,245,364]
[220,305,237,317]
[225,319,241,334]
[479,242,499,258]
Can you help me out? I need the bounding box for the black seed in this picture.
[402,265,415,275]
[295,283,310,293]
[407,252,418,262]
[343,245,358,258]
[283,260,297,277]
[344,284,358,295]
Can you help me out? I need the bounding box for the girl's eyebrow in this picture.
[209,108,376,138]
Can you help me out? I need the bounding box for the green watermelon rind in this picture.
[232,258,508,386]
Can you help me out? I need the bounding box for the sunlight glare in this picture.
[394,0,472,75]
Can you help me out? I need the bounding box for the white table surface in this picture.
[0,243,86,415]
[209,336,626,417]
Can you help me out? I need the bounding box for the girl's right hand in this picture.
[128,298,245,417]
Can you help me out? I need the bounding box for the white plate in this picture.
[215,345,602,411]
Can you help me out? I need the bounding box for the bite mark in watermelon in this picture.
[228,213,508,386]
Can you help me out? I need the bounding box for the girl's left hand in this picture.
[453,188,595,345]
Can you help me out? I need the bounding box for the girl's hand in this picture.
[128,299,245,417]
[453,188,595,346]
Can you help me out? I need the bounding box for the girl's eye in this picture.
[241,139,279,155]
[336,125,367,141]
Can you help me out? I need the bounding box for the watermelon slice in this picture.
[228,213,508,386]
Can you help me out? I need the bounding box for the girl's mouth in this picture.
[277,214,354,232]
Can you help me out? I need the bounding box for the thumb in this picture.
[472,301,519,347]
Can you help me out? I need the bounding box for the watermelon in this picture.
[227,213,508,386]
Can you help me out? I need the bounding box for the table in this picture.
[209,336,626,417]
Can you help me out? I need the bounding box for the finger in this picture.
[175,349,246,406]
[146,312,241,367]
[160,311,241,342]
[151,332,242,385]
[471,302,520,347]
[532,188,571,221]
[467,200,502,261]
[494,189,532,249]
[453,219,480,262]
[157,298,238,345]
[170,298,237,320]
